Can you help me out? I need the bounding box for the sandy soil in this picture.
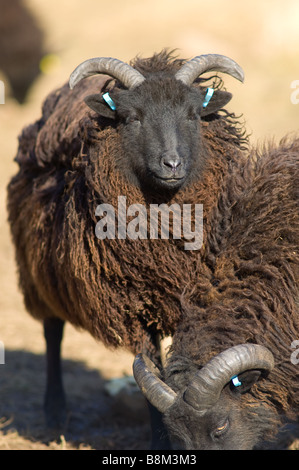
[0,0,299,450]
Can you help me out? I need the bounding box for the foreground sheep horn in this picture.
[134,344,274,414]
[175,54,244,85]
[69,57,145,90]
[69,53,244,90]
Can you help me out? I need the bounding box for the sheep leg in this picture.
[43,317,66,429]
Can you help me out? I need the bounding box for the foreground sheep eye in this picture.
[212,418,229,438]
[127,115,141,125]
[187,110,198,121]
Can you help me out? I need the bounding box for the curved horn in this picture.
[175,54,244,86]
[133,354,177,413]
[69,57,145,90]
[183,344,274,412]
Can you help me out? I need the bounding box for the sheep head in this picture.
[69,54,244,192]
[133,344,277,450]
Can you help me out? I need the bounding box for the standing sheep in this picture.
[7,50,249,446]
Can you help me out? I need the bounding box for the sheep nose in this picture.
[161,155,182,172]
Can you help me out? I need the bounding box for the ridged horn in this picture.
[183,344,274,412]
[133,354,177,413]
[175,54,244,86]
[69,57,145,90]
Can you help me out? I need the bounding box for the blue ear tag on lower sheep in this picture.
[102,92,116,111]
[202,87,214,108]
[231,375,242,387]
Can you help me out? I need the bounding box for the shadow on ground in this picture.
[1,350,299,450]
[0,349,150,450]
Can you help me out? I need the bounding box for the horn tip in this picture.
[69,72,77,90]
[237,69,245,83]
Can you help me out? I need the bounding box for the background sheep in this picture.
[0,0,45,103]
[7,50,247,440]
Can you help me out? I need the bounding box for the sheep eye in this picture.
[188,112,198,121]
[126,114,141,125]
[213,418,229,438]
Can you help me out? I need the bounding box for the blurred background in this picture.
[0,0,298,450]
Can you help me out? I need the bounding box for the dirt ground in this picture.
[0,0,299,451]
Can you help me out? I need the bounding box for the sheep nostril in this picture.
[161,156,182,172]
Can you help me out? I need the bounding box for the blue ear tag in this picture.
[102,92,116,111]
[202,87,214,108]
[231,375,242,387]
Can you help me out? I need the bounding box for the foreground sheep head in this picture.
[69,54,244,192]
[134,344,276,449]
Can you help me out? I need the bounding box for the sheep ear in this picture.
[84,93,116,119]
[201,90,232,117]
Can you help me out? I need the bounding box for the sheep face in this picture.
[163,378,277,450]
[133,345,277,449]
[72,53,243,192]
[114,79,203,191]
[85,77,232,192]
